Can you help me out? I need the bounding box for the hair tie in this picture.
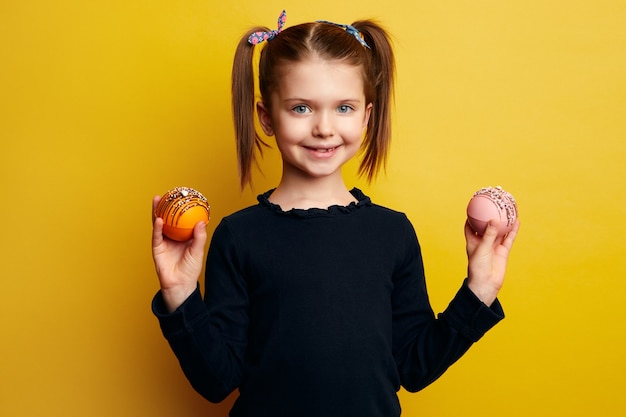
[316,20,371,49]
[248,10,287,45]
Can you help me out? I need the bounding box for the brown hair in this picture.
[232,19,395,188]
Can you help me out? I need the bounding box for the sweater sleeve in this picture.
[151,220,248,403]
[392,216,504,393]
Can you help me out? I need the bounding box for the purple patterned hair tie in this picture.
[248,10,287,45]
[316,20,371,49]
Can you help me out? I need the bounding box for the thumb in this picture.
[480,219,500,247]
[189,221,208,256]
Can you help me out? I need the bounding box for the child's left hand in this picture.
[465,218,520,306]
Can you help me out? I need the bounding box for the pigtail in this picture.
[231,27,269,188]
[352,21,395,182]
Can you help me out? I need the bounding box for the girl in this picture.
[151,11,519,417]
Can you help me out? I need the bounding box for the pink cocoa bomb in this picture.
[466,186,518,236]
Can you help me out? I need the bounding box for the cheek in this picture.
[273,125,305,148]
[343,120,368,141]
[277,117,310,138]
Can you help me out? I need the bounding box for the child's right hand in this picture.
[151,195,208,313]
[465,218,520,307]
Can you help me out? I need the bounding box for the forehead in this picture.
[273,58,366,100]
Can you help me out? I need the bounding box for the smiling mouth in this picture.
[306,146,339,153]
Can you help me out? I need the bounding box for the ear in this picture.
[256,102,274,136]
[362,102,373,130]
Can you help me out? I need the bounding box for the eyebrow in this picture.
[282,97,363,104]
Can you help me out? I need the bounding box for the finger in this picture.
[501,218,520,251]
[480,219,500,250]
[464,219,476,239]
[152,217,165,249]
[189,221,208,257]
[152,195,162,223]
[464,219,480,254]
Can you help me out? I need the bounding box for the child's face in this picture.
[257,58,372,181]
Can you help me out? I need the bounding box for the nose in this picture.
[312,111,334,138]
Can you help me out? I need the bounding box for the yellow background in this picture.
[2,0,625,416]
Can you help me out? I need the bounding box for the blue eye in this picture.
[337,105,353,113]
[293,105,310,114]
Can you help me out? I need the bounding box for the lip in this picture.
[304,145,341,159]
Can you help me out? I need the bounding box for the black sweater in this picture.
[152,188,504,416]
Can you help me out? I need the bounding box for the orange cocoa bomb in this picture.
[466,186,517,236]
[155,187,210,241]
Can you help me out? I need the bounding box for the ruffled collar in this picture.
[257,188,372,218]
